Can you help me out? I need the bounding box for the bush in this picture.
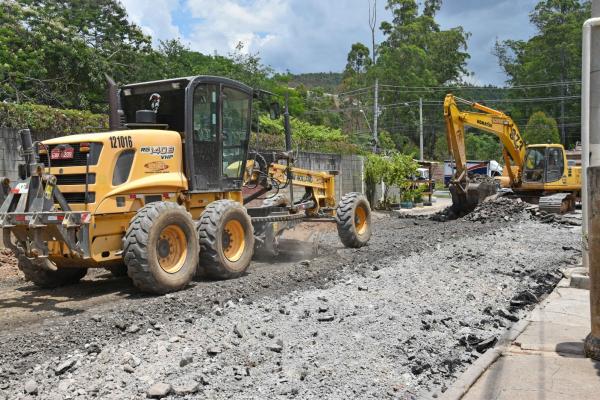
[0,102,108,135]
[364,153,419,208]
[255,114,360,154]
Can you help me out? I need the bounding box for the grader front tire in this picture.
[335,192,372,248]
[17,256,87,288]
[123,202,199,295]
[198,200,254,279]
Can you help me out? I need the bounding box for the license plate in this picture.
[50,147,74,160]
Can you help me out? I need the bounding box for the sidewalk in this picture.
[393,196,452,217]
[442,276,600,400]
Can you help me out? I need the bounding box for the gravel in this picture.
[0,209,581,399]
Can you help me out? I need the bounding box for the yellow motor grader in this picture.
[0,76,371,294]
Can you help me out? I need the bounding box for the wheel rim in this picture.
[354,205,368,235]
[223,219,246,262]
[157,225,188,274]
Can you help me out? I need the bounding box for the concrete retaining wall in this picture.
[292,151,365,201]
[0,127,57,181]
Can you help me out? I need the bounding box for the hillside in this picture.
[289,72,343,91]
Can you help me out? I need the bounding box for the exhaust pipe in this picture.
[18,129,35,177]
[105,74,123,131]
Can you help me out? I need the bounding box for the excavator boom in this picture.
[443,95,526,214]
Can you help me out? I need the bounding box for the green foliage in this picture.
[0,102,108,134]
[494,0,591,147]
[254,115,359,155]
[523,111,560,144]
[343,43,373,88]
[258,115,344,142]
[378,130,397,152]
[364,153,388,206]
[465,133,503,161]
[433,130,502,161]
[364,152,419,207]
[340,0,470,155]
[384,153,419,190]
[0,0,153,110]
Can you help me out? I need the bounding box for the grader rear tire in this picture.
[335,192,372,248]
[198,200,254,279]
[123,202,199,295]
[17,256,87,288]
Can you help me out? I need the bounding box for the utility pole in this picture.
[419,97,424,161]
[560,46,567,145]
[373,79,379,153]
[583,0,600,361]
[369,0,377,64]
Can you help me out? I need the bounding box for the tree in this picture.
[494,0,591,147]
[340,0,470,154]
[342,43,372,87]
[523,111,560,144]
[0,0,153,110]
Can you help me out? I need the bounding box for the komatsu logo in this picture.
[476,120,492,128]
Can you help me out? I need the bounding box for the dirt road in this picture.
[0,209,581,399]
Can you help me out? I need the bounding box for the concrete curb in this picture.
[438,318,530,400]
[438,275,572,400]
[567,267,590,290]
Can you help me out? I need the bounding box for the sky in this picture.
[120,0,539,86]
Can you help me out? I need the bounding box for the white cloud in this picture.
[119,0,182,43]
[185,0,290,56]
[118,0,542,85]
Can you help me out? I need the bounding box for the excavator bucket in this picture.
[449,179,498,216]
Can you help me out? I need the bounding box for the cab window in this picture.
[546,147,564,182]
[191,84,220,189]
[221,87,250,180]
[523,148,545,183]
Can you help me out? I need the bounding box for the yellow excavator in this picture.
[443,94,581,214]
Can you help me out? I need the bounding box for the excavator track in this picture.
[538,193,575,214]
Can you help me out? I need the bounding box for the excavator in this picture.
[444,94,581,214]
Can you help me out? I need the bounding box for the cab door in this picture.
[220,85,252,191]
[545,147,565,183]
[190,83,220,190]
[185,78,253,192]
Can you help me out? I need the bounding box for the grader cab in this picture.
[0,76,372,294]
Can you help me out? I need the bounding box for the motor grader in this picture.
[444,94,581,214]
[0,76,372,294]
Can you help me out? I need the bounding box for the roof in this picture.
[121,75,254,94]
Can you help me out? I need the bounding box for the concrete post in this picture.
[585,166,600,359]
[373,79,379,153]
[419,97,424,161]
[584,0,600,360]
[590,1,600,167]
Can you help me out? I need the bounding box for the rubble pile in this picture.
[464,196,528,223]
[526,206,582,226]
[430,196,529,223]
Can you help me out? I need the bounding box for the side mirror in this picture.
[269,102,281,120]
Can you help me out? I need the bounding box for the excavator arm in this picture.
[443,94,527,213]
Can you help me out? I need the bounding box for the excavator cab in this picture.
[522,145,565,184]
